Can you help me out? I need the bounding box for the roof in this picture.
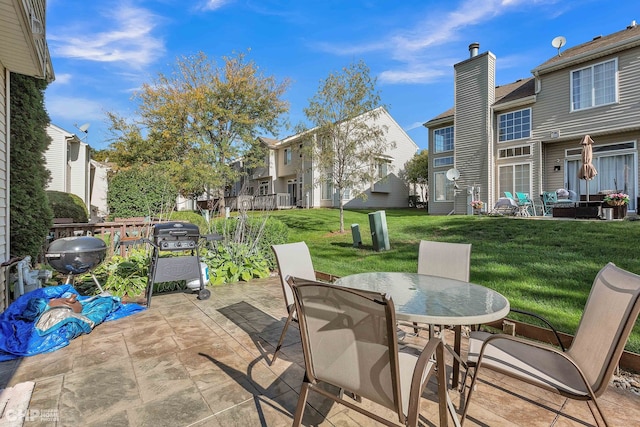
[424,77,535,126]
[533,22,640,74]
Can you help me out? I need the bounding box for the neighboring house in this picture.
[44,124,92,216]
[0,0,54,310]
[425,22,640,215]
[226,107,419,210]
[89,159,110,221]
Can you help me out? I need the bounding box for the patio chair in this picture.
[408,241,471,337]
[503,191,516,201]
[462,262,640,426]
[270,242,317,364]
[417,240,471,282]
[515,192,535,216]
[288,277,450,427]
[542,191,558,216]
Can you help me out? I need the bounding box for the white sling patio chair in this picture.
[270,242,317,364]
[462,262,640,426]
[288,277,450,427]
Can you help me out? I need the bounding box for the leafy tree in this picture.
[404,149,429,203]
[9,73,53,258]
[302,60,391,232]
[106,51,290,206]
[107,165,178,219]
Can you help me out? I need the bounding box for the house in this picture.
[226,107,419,210]
[44,124,93,217]
[89,159,110,221]
[0,0,54,310]
[425,22,640,215]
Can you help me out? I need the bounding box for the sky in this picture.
[44,0,640,151]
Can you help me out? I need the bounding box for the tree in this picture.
[106,51,290,206]
[302,60,391,232]
[9,73,53,259]
[404,149,429,204]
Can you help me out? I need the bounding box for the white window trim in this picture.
[284,148,292,165]
[498,144,533,159]
[498,161,533,196]
[570,57,618,112]
[433,171,454,202]
[497,108,531,143]
[433,126,454,153]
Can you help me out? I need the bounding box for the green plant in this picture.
[46,190,88,222]
[107,165,178,219]
[167,210,208,232]
[9,74,53,259]
[201,244,270,284]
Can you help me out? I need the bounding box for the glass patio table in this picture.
[334,272,510,388]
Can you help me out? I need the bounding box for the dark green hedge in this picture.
[9,74,53,258]
[46,191,88,223]
[107,165,178,219]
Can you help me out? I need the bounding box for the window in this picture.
[375,159,390,179]
[498,145,531,158]
[434,156,454,167]
[284,148,292,165]
[498,109,531,142]
[321,177,333,200]
[499,163,531,197]
[571,59,617,111]
[434,171,454,201]
[433,126,454,153]
[259,180,269,196]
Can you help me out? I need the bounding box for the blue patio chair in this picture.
[515,192,535,216]
[542,191,558,216]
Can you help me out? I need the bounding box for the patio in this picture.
[1,276,639,426]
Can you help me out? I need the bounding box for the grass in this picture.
[263,208,640,354]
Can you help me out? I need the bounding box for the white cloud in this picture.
[45,95,107,122]
[53,73,72,84]
[49,4,165,69]
[314,0,560,84]
[200,0,232,11]
[405,121,427,131]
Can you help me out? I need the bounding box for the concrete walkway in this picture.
[1,277,638,426]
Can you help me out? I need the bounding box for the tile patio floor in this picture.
[1,276,639,426]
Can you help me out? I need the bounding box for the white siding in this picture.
[44,125,68,192]
[0,65,7,311]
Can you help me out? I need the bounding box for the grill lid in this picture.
[46,236,107,274]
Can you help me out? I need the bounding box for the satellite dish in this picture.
[446,168,460,181]
[76,123,91,133]
[551,36,566,56]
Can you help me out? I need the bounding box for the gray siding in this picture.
[534,49,640,141]
[451,52,495,214]
[0,65,6,311]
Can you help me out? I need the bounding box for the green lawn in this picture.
[265,208,640,353]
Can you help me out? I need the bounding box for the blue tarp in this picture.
[0,285,145,361]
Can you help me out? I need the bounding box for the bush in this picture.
[167,211,208,233]
[209,215,288,268]
[107,165,178,219]
[46,191,88,222]
[9,74,53,259]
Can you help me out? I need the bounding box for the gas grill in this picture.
[152,221,200,251]
[145,222,210,306]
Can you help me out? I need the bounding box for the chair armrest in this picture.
[508,308,566,351]
[407,338,448,427]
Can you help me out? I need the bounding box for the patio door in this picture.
[287,179,298,207]
[566,150,636,211]
[499,163,531,198]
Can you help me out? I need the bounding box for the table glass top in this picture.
[335,272,510,325]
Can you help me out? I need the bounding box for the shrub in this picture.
[9,74,53,259]
[209,215,288,268]
[107,165,178,219]
[167,210,208,232]
[46,191,88,222]
[201,244,270,284]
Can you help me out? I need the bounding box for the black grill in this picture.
[152,222,200,251]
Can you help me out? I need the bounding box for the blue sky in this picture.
[44,0,640,151]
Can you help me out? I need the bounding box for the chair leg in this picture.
[271,310,294,365]
[292,381,310,427]
[587,399,610,427]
